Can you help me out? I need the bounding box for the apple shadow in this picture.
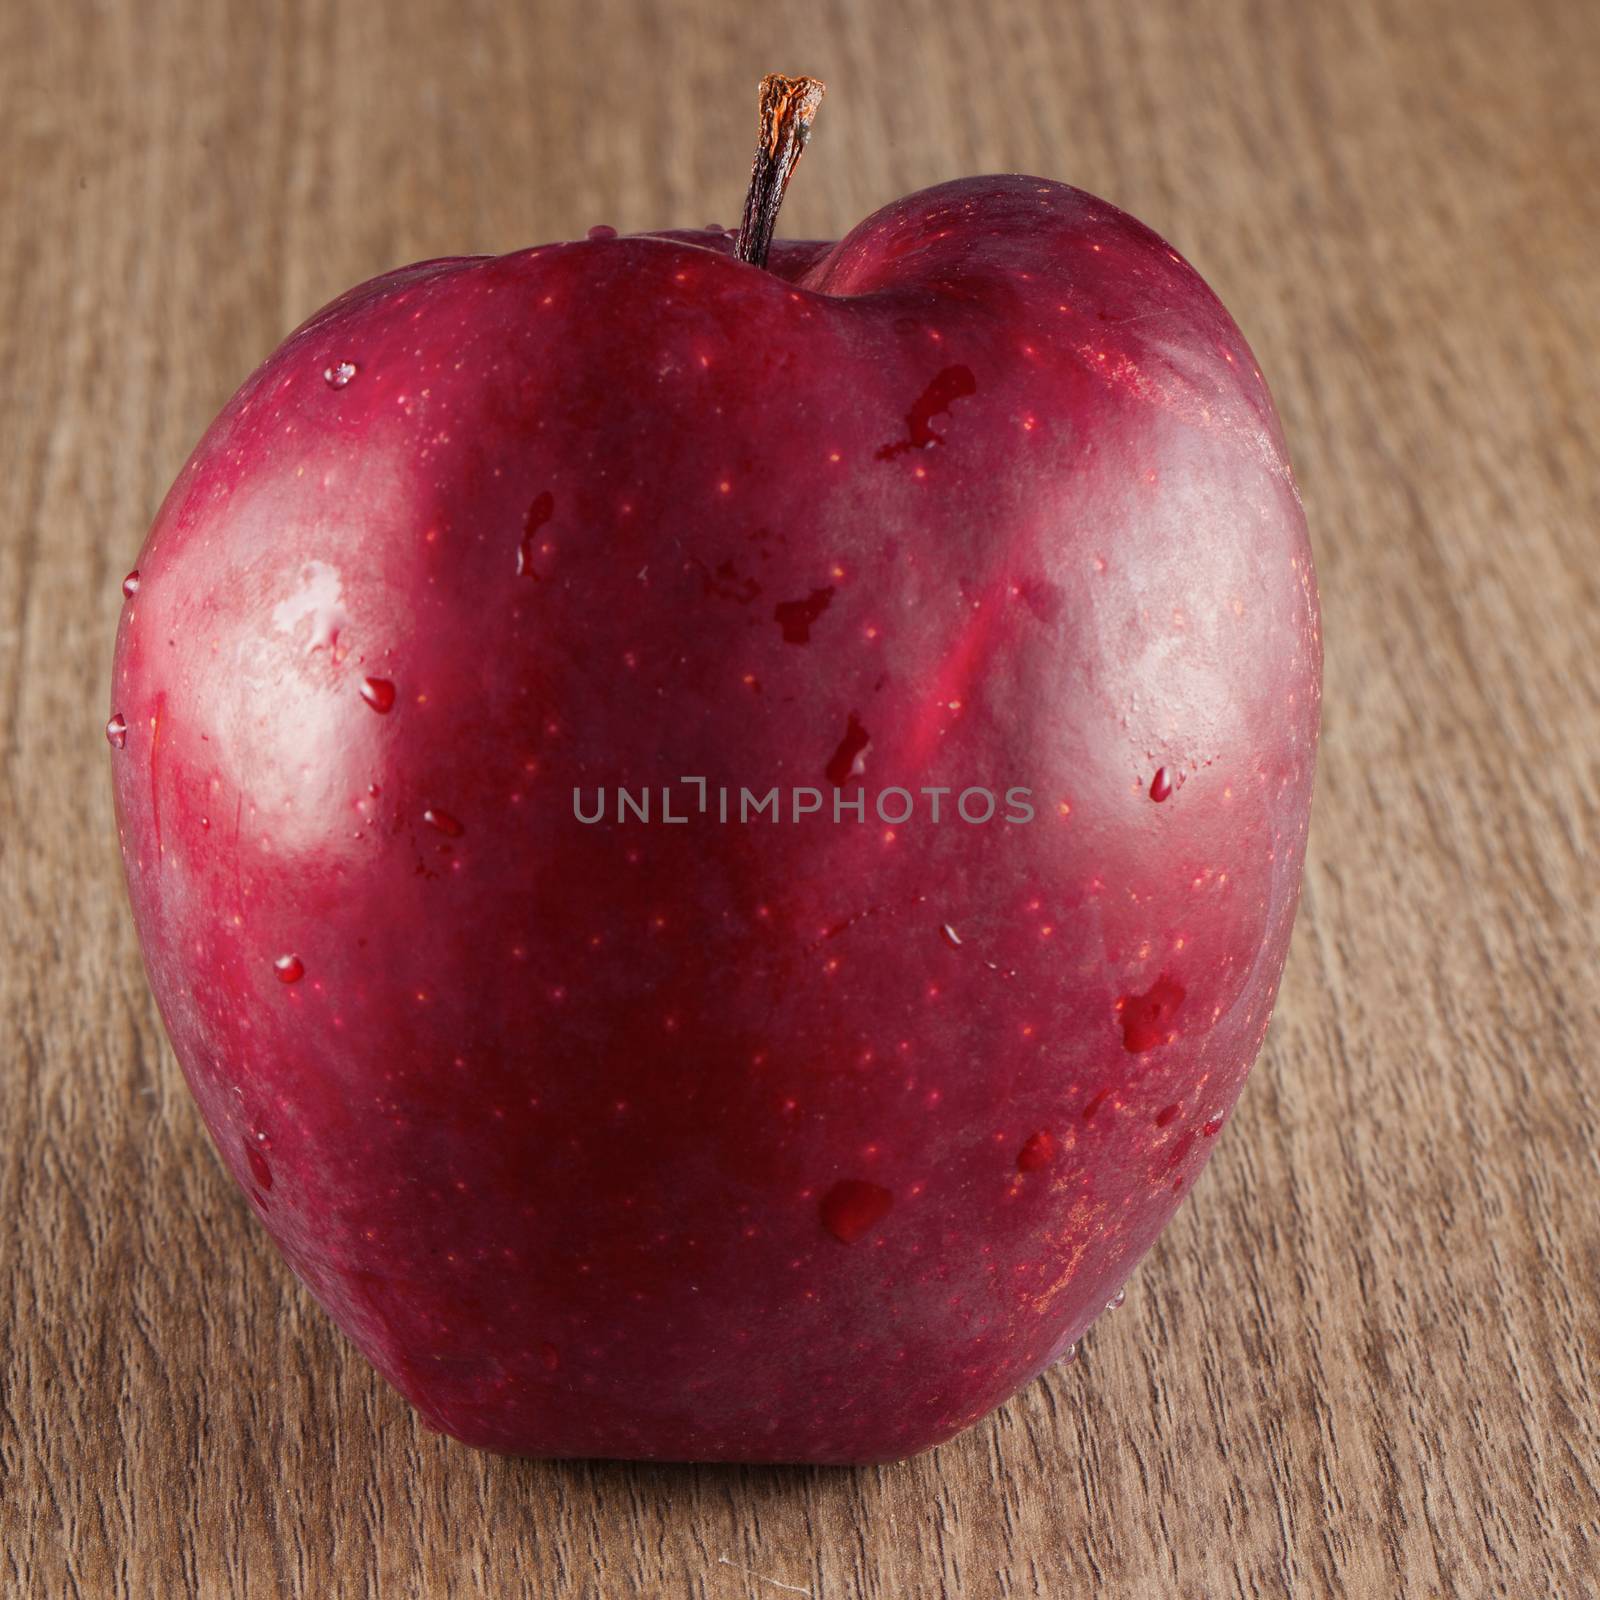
[490,1446,870,1500]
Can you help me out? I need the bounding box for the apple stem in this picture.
[734,74,826,270]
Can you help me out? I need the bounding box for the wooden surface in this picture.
[3,0,1597,1594]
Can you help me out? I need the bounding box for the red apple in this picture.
[110,76,1319,1462]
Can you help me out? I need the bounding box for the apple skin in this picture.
[110,176,1319,1463]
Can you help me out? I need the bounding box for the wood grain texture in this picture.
[2,0,1597,1594]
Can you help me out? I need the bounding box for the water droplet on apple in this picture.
[1202,1114,1225,1137]
[1107,1288,1126,1310]
[122,570,141,598]
[819,1178,892,1243]
[105,713,128,749]
[360,676,396,714]
[1150,767,1174,802]
[703,222,725,234]
[586,224,618,240]
[940,923,962,948]
[774,585,835,644]
[323,360,358,388]
[274,953,304,983]
[1058,1342,1078,1366]
[1155,1102,1181,1127]
[1015,575,1063,623]
[517,492,555,578]
[424,807,464,837]
[825,713,870,786]
[1119,976,1185,1051]
[1016,1130,1056,1171]
[243,1138,273,1190]
[876,365,977,460]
